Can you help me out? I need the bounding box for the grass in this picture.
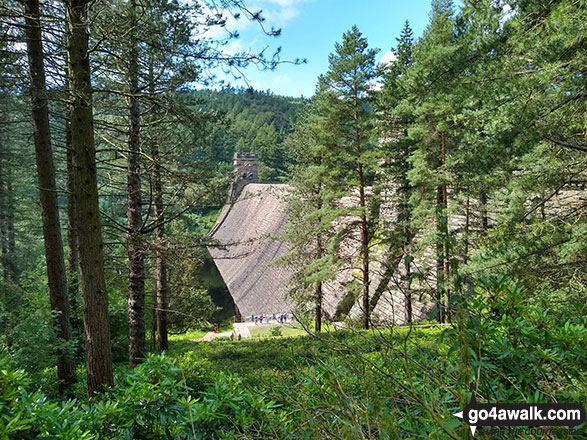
[169,329,208,341]
[249,324,307,338]
[166,329,207,355]
[167,325,449,390]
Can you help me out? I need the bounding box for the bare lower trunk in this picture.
[0,143,17,283]
[0,148,6,280]
[398,149,414,324]
[67,0,113,396]
[151,302,157,351]
[126,120,145,366]
[435,132,449,323]
[155,249,168,351]
[6,178,16,282]
[24,0,74,394]
[127,232,145,368]
[150,62,168,350]
[127,0,146,367]
[359,202,370,329]
[65,64,81,334]
[354,94,370,330]
[314,282,322,333]
[435,186,445,323]
[441,134,450,322]
[144,56,169,351]
[464,197,470,257]
[2,184,18,283]
[480,191,488,231]
[405,260,412,323]
[0,140,5,280]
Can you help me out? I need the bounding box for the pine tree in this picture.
[402,0,458,323]
[66,0,114,396]
[23,0,75,393]
[377,20,416,322]
[280,101,342,332]
[315,26,380,329]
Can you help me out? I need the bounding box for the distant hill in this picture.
[190,87,308,181]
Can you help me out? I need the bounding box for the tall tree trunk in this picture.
[441,133,450,322]
[464,197,470,257]
[23,0,74,394]
[0,136,7,281]
[480,191,488,232]
[354,94,370,330]
[127,0,146,367]
[149,58,168,352]
[0,139,17,284]
[151,302,157,351]
[435,132,449,323]
[67,0,113,396]
[399,141,414,324]
[65,63,81,334]
[154,193,168,351]
[314,282,322,333]
[435,186,445,323]
[5,177,16,283]
[405,261,412,323]
[314,199,324,332]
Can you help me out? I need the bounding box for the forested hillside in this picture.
[0,0,585,438]
[192,88,306,180]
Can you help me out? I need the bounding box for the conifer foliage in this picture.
[283,26,381,329]
[284,0,586,328]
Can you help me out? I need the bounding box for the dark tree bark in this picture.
[480,191,488,231]
[65,63,81,334]
[405,261,412,323]
[147,57,168,352]
[155,239,168,351]
[441,134,450,322]
[23,0,74,394]
[398,140,414,323]
[66,0,113,396]
[153,149,168,351]
[313,230,324,333]
[0,137,7,281]
[151,301,157,351]
[314,282,322,333]
[126,0,146,367]
[464,197,470,257]
[5,177,17,283]
[354,93,370,330]
[435,132,449,323]
[435,186,445,323]
[0,139,17,284]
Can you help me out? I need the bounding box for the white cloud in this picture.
[263,6,300,26]
[378,50,397,66]
[192,3,255,41]
[251,0,315,27]
[263,0,313,7]
[272,74,288,86]
[224,39,244,56]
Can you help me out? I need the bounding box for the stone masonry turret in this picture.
[229,152,259,201]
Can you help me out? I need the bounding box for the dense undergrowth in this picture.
[1,277,585,439]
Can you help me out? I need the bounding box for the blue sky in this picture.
[212,0,439,97]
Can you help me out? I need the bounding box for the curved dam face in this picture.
[208,183,293,319]
[206,181,434,324]
[206,153,436,325]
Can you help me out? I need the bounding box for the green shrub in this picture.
[177,350,214,394]
[463,276,587,403]
[0,365,93,439]
[269,326,283,337]
[0,354,292,439]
